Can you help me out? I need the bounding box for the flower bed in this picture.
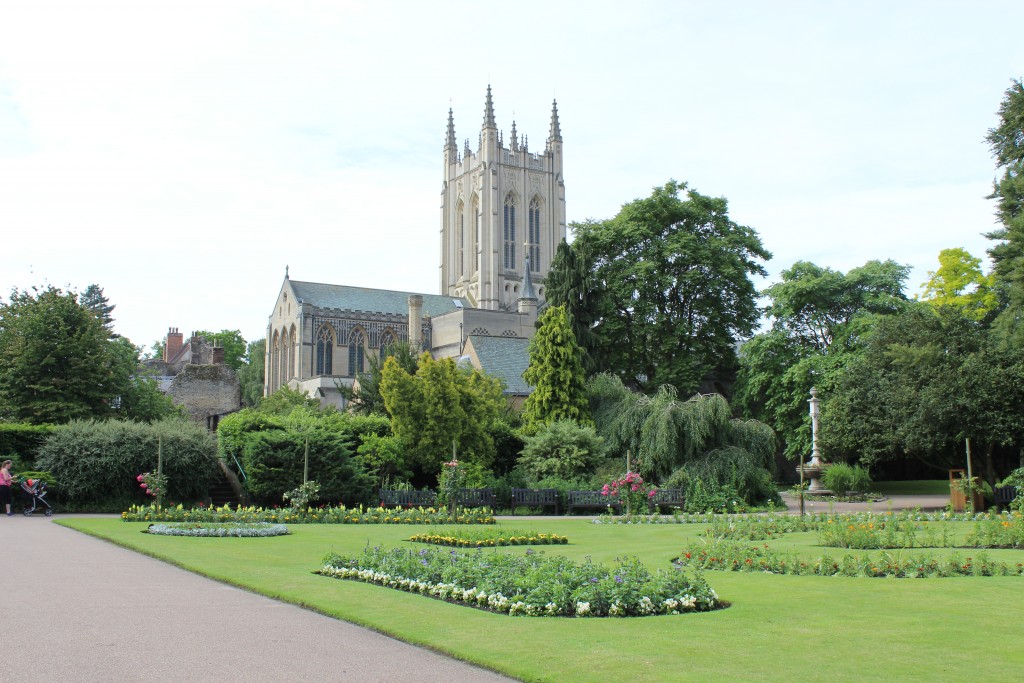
[408,528,568,547]
[122,504,495,525]
[318,546,723,617]
[674,538,1024,578]
[145,522,289,537]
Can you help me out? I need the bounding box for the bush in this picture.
[665,446,781,512]
[0,423,56,469]
[34,419,217,508]
[822,462,872,495]
[518,420,606,480]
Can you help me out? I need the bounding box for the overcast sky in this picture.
[1,1,1022,352]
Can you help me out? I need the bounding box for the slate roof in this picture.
[289,280,468,318]
[468,335,532,395]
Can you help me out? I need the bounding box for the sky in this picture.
[1,1,1022,353]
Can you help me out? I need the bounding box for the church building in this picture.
[264,87,566,408]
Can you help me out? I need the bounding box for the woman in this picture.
[0,459,15,516]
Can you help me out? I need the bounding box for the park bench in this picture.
[994,485,1019,512]
[567,490,619,515]
[510,488,559,515]
[455,487,497,508]
[379,489,436,507]
[648,488,685,513]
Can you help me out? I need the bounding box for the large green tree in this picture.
[568,181,771,394]
[340,340,419,415]
[379,352,504,481]
[521,305,590,433]
[194,329,247,370]
[545,239,602,374]
[733,260,910,459]
[986,78,1024,340]
[919,247,997,322]
[236,338,266,408]
[80,283,116,333]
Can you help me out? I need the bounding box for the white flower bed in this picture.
[146,522,289,537]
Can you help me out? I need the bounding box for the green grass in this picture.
[60,517,1024,682]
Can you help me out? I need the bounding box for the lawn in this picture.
[61,517,1024,682]
[871,480,952,495]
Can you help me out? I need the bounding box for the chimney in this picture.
[211,345,225,365]
[408,295,423,350]
[164,327,183,362]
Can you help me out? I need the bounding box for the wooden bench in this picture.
[994,485,1019,511]
[567,490,619,515]
[454,487,497,508]
[379,489,436,507]
[511,488,559,515]
[648,488,685,512]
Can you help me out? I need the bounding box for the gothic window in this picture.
[348,328,366,377]
[379,329,396,360]
[471,195,480,273]
[271,331,281,392]
[457,201,465,277]
[287,327,296,381]
[315,324,334,376]
[528,196,541,272]
[503,193,517,269]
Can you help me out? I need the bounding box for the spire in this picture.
[521,250,537,301]
[548,99,562,142]
[285,265,289,279]
[483,84,496,128]
[445,108,457,151]
[510,119,519,151]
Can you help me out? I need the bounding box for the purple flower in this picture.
[614,575,623,583]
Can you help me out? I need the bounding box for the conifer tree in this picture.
[521,305,591,433]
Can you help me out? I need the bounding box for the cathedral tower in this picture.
[440,86,566,310]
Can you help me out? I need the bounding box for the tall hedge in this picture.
[35,419,217,507]
[0,423,56,468]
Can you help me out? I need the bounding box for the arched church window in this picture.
[271,331,281,392]
[379,330,396,360]
[471,195,480,272]
[528,196,541,272]
[457,201,465,277]
[286,327,296,382]
[348,329,366,376]
[315,324,334,376]
[503,193,517,269]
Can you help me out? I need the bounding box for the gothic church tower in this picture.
[440,86,566,310]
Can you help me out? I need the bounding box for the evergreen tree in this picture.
[521,305,591,433]
[545,239,601,374]
[80,284,116,333]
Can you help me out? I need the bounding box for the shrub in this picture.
[0,423,56,469]
[822,462,872,495]
[35,419,216,507]
[667,446,781,511]
[518,420,606,480]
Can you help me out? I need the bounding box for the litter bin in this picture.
[949,469,984,512]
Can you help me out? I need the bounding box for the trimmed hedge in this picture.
[0,423,56,469]
[34,419,217,507]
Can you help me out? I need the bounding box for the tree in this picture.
[194,329,247,370]
[379,352,505,481]
[518,420,606,480]
[339,340,419,415]
[570,180,771,394]
[521,305,590,433]
[236,338,266,408]
[919,248,997,321]
[733,260,910,459]
[80,284,116,333]
[0,286,123,423]
[545,239,602,373]
[985,78,1024,340]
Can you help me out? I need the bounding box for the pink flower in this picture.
[140,482,147,489]
[648,489,658,499]
[631,484,640,492]
[137,474,145,482]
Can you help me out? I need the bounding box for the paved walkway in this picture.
[0,516,513,683]
[777,492,950,514]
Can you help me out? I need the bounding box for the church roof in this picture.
[289,280,468,318]
[467,335,531,395]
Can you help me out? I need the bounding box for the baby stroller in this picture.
[20,478,53,516]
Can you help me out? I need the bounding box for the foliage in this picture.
[145,522,289,537]
[600,471,656,515]
[437,459,466,512]
[319,546,722,617]
[35,418,216,506]
[236,338,266,408]
[587,374,776,485]
[0,423,55,468]
[518,420,606,480]
[356,433,411,489]
[194,329,248,370]
[257,386,324,415]
[340,340,419,415]
[821,462,872,495]
[136,471,169,508]
[380,352,505,479]
[521,305,591,432]
[545,239,602,373]
[568,180,770,393]
[283,480,321,511]
[408,528,569,547]
[985,78,1024,341]
[80,283,116,332]
[676,446,781,510]
[919,248,998,321]
[122,503,496,525]
[733,259,910,459]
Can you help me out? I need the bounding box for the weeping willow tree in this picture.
[586,374,776,484]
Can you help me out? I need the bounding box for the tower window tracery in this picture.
[528,196,541,272]
[315,324,334,376]
[457,201,465,277]
[503,193,517,269]
[348,328,366,377]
